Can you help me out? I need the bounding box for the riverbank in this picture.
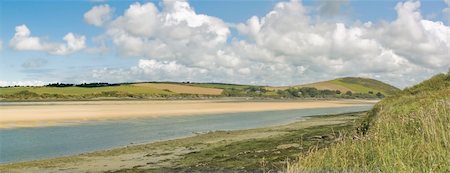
[0,99,375,128]
[0,111,368,172]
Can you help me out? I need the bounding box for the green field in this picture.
[0,77,399,101]
[187,83,255,89]
[0,85,172,96]
[329,77,400,95]
[289,71,450,172]
[269,77,400,96]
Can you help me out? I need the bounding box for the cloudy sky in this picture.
[0,0,449,88]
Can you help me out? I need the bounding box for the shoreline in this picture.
[0,111,368,172]
[0,99,376,129]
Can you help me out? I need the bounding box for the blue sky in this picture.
[0,0,449,87]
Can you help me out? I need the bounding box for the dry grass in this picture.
[132,83,223,95]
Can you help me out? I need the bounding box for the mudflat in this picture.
[0,99,375,128]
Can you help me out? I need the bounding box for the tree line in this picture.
[222,86,384,99]
[45,82,120,88]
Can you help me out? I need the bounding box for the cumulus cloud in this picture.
[86,0,449,88]
[106,0,229,65]
[235,0,450,87]
[84,4,113,27]
[9,25,86,55]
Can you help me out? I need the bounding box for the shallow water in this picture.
[0,105,372,163]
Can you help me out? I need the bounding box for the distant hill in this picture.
[269,77,400,95]
[0,78,399,100]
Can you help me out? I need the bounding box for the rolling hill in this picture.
[131,83,223,95]
[0,77,399,100]
[269,77,400,95]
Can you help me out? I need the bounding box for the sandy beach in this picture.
[0,99,376,128]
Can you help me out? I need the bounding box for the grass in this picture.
[0,78,398,101]
[0,85,172,96]
[132,83,223,95]
[113,112,368,173]
[269,77,399,96]
[187,83,254,89]
[288,71,450,172]
[330,77,399,95]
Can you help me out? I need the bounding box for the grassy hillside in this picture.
[131,83,223,95]
[270,77,400,96]
[330,77,400,95]
[0,77,398,101]
[187,83,255,89]
[288,71,450,172]
[0,85,171,96]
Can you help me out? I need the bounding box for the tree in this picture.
[376,92,384,98]
[345,91,353,96]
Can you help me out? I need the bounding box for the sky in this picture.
[0,0,449,88]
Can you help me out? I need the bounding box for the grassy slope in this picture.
[0,85,172,96]
[0,78,398,100]
[329,77,399,95]
[187,83,254,89]
[269,77,399,95]
[131,83,223,95]
[0,83,252,98]
[289,72,450,172]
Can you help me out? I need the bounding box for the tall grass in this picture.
[288,71,450,172]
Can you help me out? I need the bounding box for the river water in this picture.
[0,105,372,163]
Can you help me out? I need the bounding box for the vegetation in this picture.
[271,77,400,96]
[132,83,223,95]
[0,85,173,100]
[288,71,450,172]
[330,77,399,95]
[187,83,255,89]
[162,112,367,173]
[45,82,120,88]
[0,77,397,101]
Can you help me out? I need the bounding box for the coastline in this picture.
[0,111,368,172]
[0,99,376,128]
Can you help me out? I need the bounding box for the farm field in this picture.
[131,83,223,95]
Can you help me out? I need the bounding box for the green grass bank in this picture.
[288,71,450,172]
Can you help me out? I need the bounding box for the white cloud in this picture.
[9,25,50,51]
[86,0,449,88]
[106,0,230,64]
[51,33,86,55]
[84,4,113,27]
[9,25,86,55]
[0,80,50,87]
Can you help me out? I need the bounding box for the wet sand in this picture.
[0,99,376,128]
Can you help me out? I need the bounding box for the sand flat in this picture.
[0,100,375,128]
